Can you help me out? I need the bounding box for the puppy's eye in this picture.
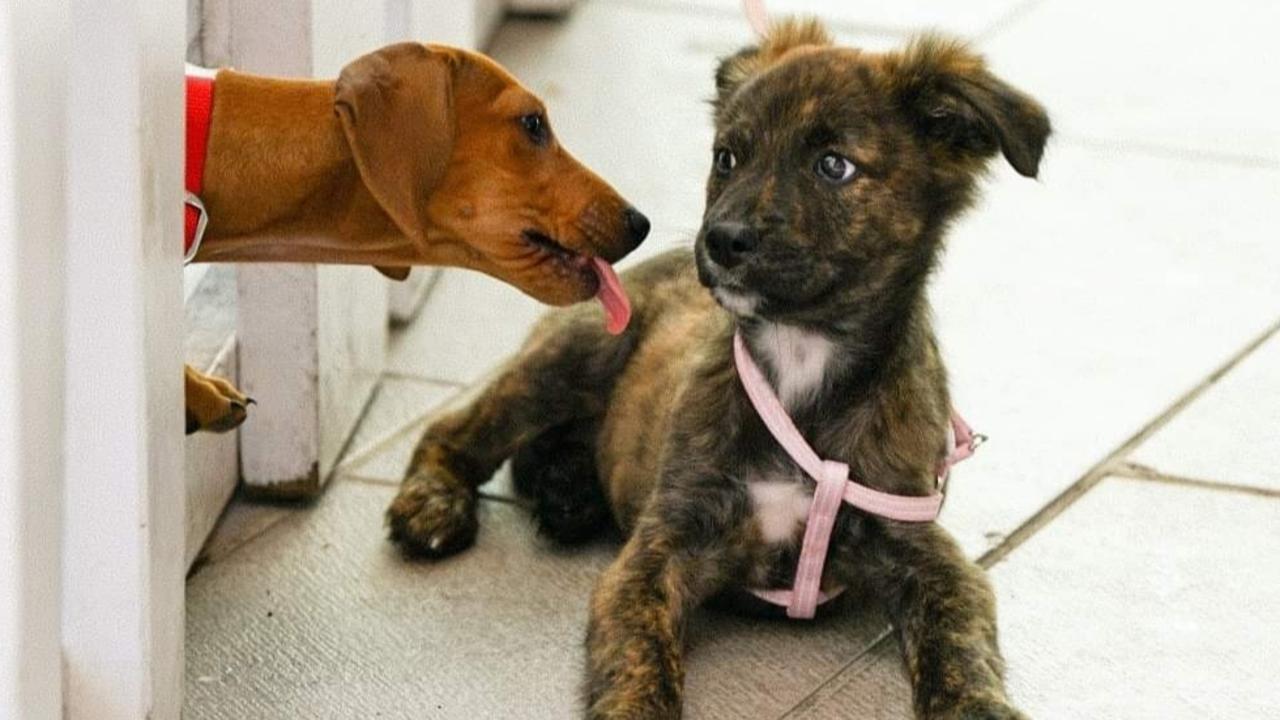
[816,152,856,184]
[713,148,737,177]
[521,113,548,144]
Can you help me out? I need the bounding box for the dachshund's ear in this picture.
[714,17,832,112]
[889,35,1050,177]
[335,43,456,244]
[375,265,410,281]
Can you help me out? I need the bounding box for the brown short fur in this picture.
[184,43,649,433]
[388,19,1049,719]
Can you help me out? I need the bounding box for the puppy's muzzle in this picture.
[704,221,758,269]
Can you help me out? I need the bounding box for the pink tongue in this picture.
[590,257,631,335]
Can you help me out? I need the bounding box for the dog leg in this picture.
[584,535,688,719]
[387,312,631,558]
[184,364,253,434]
[866,523,1024,720]
[584,482,750,720]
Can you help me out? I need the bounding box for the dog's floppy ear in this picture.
[714,18,833,111]
[374,265,411,281]
[889,35,1050,177]
[335,43,456,246]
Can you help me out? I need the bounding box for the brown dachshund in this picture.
[184,42,649,433]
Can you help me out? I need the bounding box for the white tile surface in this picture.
[185,480,892,719]
[387,267,545,384]
[334,376,462,480]
[192,495,294,569]
[1130,331,1280,490]
[931,142,1280,557]
[982,0,1280,162]
[992,478,1280,719]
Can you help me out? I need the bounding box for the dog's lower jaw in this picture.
[711,286,759,317]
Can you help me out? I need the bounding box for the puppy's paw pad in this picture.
[386,473,478,559]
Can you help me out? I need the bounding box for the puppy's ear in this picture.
[714,17,833,110]
[335,43,456,244]
[889,35,1050,177]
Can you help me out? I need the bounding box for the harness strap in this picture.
[732,332,982,619]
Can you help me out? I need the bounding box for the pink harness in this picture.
[733,332,983,619]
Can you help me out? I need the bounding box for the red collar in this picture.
[185,70,215,262]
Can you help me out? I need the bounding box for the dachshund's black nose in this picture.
[624,207,651,244]
[705,221,758,268]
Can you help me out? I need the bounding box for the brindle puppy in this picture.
[386,20,1049,720]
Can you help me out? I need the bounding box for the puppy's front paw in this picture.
[937,696,1028,720]
[184,366,254,434]
[386,471,478,558]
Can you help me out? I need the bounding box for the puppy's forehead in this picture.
[721,49,881,134]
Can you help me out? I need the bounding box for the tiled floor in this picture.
[186,1,1280,718]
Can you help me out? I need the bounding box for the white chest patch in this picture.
[755,324,835,409]
[747,479,813,545]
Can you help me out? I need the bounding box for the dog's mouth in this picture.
[711,286,760,317]
[522,229,631,334]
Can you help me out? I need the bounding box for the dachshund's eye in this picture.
[713,148,737,177]
[816,152,856,184]
[521,113,548,144]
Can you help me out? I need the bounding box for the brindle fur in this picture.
[387,19,1049,720]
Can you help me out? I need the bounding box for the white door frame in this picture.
[0,2,69,719]
[61,0,186,717]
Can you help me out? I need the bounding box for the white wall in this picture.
[60,0,186,717]
[0,2,69,718]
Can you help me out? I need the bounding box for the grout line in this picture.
[333,413,427,475]
[380,369,469,387]
[338,472,527,511]
[973,0,1045,44]
[776,628,894,719]
[1112,461,1280,499]
[779,318,1280,716]
[323,376,386,483]
[332,390,468,474]
[187,490,314,577]
[1056,134,1280,172]
[977,316,1280,569]
[340,473,402,489]
[481,491,533,509]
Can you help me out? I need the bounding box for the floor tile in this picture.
[789,477,1280,719]
[192,494,294,569]
[186,480,611,719]
[334,376,462,479]
[777,638,912,720]
[982,0,1280,162]
[605,0,1024,38]
[928,142,1280,557]
[1129,331,1280,491]
[386,267,545,384]
[185,479,892,719]
[990,477,1280,719]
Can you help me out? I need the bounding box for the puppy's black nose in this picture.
[705,222,758,268]
[623,207,651,244]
